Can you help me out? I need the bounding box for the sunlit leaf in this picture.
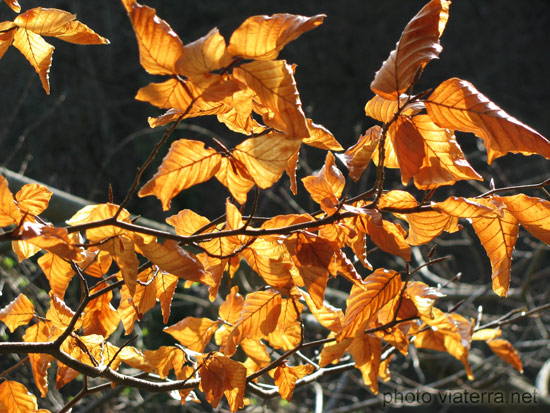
[266,299,303,351]
[359,216,411,261]
[0,293,34,332]
[228,13,324,61]
[198,353,246,411]
[302,152,345,214]
[0,380,38,412]
[425,78,550,163]
[139,139,222,210]
[15,183,52,215]
[118,270,157,335]
[338,269,402,340]
[233,60,309,138]
[164,317,219,352]
[389,115,425,185]
[301,289,343,333]
[214,156,256,205]
[487,338,523,372]
[3,0,20,13]
[82,283,120,338]
[273,362,314,401]
[177,28,231,76]
[472,328,502,341]
[499,194,550,244]
[470,197,519,296]
[23,321,54,397]
[99,236,139,296]
[37,252,75,299]
[46,292,80,332]
[371,0,450,99]
[378,190,419,211]
[405,281,444,320]
[0,27,16,61]
[405,210,460,245]
[12,28,53,93]
[319,333,352,367]
[223,290,282,356]
[51,20,109,45]
[155,272,179,324]
[16,222,81,260]
[14,8,75,35]
[124,1,184,75]
[67,203,133,243]
[143,346,185,379]
[338,126,382,182]
[303,119,343,150]
[348,334,382,394]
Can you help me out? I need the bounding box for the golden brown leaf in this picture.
[214,156,256,205]
[303,119,343,150]
[155,272,179,324]
[338,269,402,340]
[348,334,382,394]
[425,78,550,163]
[15,223,80,260]
[0,293,34,332]
[124,2,184,75]
[412,115,482,189]
[23,321,54,397]
[487,338,523,372]
[37,252,74,299]
[177,28,231,76]
[233,131,301,189]
[285,232,334,308]
[164,317,219,352]
[266,299,303,351]
[301,289,344,333]
[329,248,365,287]
[302,152,345,214]
[405,281,444,320]
[378,190,419,211]
[15,183,52,215]
[338,126,382,182]
[223,290,282,356]
[499,194,550,244]
[273,363,314,401]
[0,27,16,62]
[82,284,120,338]
[143,346,185,379]
[198,353,246,412]
[12,28,53,93]
[233,60,309,138]
[405,210,460,245]
[0,380,38,412]
[46,292,80,332]
[435,196,497,218]
[3,0,20,13]
[240,338,271,374]
[139,139,222,210]
[470,197,519,296]
[67,203,133,243]
[472,328,502,341]
[371,0,450,100]
[227,13,324,61]
[361,216,411,261]
[100,236,139,295]
[117,270,156,335]
[389,115,425,185]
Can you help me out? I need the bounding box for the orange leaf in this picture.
[227,13,324,61]
[405,210,460,245]
[0,380,38,412]
[405,281,444,320]
[0,293,34,332]
[302,152,345,214]
[16,222,81,260]
[361,216,411,261]
[138,139,221,210]
[0,26,16,62]
[499,194,550,244]
[371,0,450,100]
[3,0,20,13]
[472,328,502,341]
[46,293,80,332]
[23,321,54,397]
[15,183,52,215]
[164,317,219,352]
[266,299,303,351]
[425,78,550,163]
[364,94,423,123]
[233,131,301,189]
[301,289,343,333]
[348,334,382,394]
[285,232,334,308]
[98,236,139,296]
[143,346,185,379]
[435,196,497,218]
[412,115,482,189]
[214,156,256,205]
[198,353,246,411]
[389,115,425,185]
[339,126,382,182]
[177,28,231,76]
[338,269,402,340]
[223,290,282,356]
[470,197,519,296]
[82,284,120,338]
[378,190,419,211]
[155,272,179,324]
[274,363,314,401]
[303,119,343,150]
[319,333,353,367]
[233,60,309,138]
[124,1,184,75]
[12,28,52,94]
[51,20,109,45]
[14,8,75,35]
[37,252,75,299]
[66,203,132,242]
[117,270,157,335]
[487,338,523,372]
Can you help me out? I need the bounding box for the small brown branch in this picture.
[0,355,29,379]
[476,177,550,198]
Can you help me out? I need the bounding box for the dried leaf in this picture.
[487,338,523,372]
[425,78,550,163]
[177,28,231,76]
[164,317,219,352]
[303,119,343,150]
[0,380,38,412]
[302,152,345,214]
[13,28,53,94]
[348,334,382,394]
[23,321,54,397]
[82,284,120,338]
[499,194,550,244]
[338,126,382,182]
[0,293,34,332]
[274,363,314,401]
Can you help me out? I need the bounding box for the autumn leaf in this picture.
[273,363,314,401]
[405,210,460,246]
[3,0,20,13]
[214,156,256,205]
[15,183,52,215]
[338,126,382,182]
[302,152,345,214]
[233,60,309,138]
[0,293,34,332]
[176,28,232,76]
[301,289,344,333]
[143,346,185,379]
[37,252,75,299]
[82,284,120,338]
[198,353,246,412]
[425,78,550,163]
[0,380,38,413]
[99,236,139,296]
[371,0,450,100]
[338,269,402,340]
[164,317,219,353]
[388,115,425,185]
[155,272,179,324]
[138,139,222,210]
[227,13,324,61]
[266,298,303,351]
[487,338,523,372]
[223,290,282,356]
[499,194,550,244]
[303,119,343,150]
[118,269,158,334]
[348,334,382,394]
[23,321,54,398]
[46,292,80,332]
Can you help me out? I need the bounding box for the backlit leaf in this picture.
[214,156,256,205]
[360,216,411,261]
[3,0,20,13]
[388,115,425,185]
[143,346,185,379]
[0,293,34,332]
[155,272,179,324]
[177,28,231,76]
[124,1,184,75]
[37,252,75,299]
[117,269,157,335]
[13,28,53,94]
[470,197,519,296]
[138,139,222,210]
[339,126,382,182]
[303,119,343,150]
[273,363,314,401]
[23,321,54,397]
[0,27,16,63]
[405,281,444,320]
[15,183,52,215]
[46,292,80,332]
[16,223,81,260]
[348,334,382,394]
[319,333,352,367]
[301,289,343,333]
[338,269,402,340]
[499,194,550,244]
[302,152,345,214]
[164,317,219,352]
[99,236,139,296]
[0,380,38,413]
[228,13,324,61]
[233,60,309,138]
[198,353,246,411]
[378,190,419,211]
[266,298,303,351]
[371,0,450,100]
[425,78,550,163]
[487,338,523,372]
[82,284,120,338]
[405,210,460,245]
